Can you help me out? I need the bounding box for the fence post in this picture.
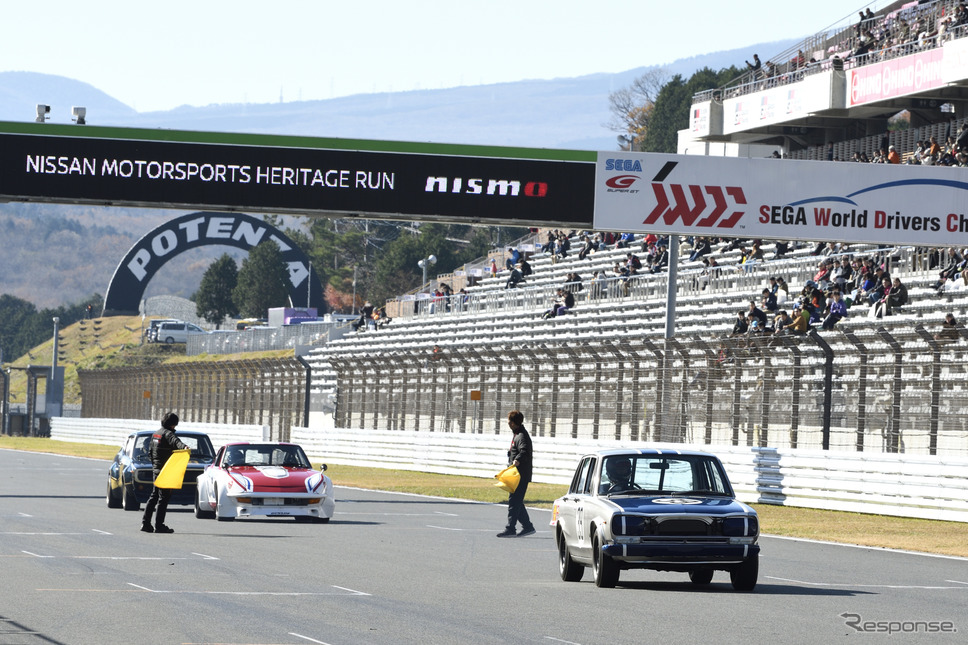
[914,325,941,456]
[808,329,833,450]
[875,328,903,453]
[841,330,869,451]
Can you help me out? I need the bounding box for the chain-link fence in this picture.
[78,358,309,441]
[323,324,968,457]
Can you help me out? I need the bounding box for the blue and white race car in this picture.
[552,448,759,590]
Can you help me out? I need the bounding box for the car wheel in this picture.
[592,533,619,588]
[689,569,714,585]
[730,554,758,592]
[122,483,140,511]
[164,337,174,344]
[195,488,215,519]
[557,531,584,582]
[106,480,122,509]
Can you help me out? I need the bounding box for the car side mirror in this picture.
[320,464,328,472]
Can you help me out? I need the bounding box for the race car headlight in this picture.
[612,515,655,536]
[721,516,759,537]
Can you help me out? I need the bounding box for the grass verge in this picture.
[4,437,967,557]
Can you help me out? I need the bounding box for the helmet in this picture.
[605,457,632,482]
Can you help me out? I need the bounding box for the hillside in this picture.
[4,316,290,406]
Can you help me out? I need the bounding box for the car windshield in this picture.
[599,455,732,497]
[132,434,215,462]
[223,444,312,469]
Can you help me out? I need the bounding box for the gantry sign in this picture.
[0,121,597,228]
[4,120,968,257]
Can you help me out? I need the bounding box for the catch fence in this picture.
[324,324,968,457]
[78,358,309,441]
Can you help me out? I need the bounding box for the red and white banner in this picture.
[594,152,968,246]
[847,48,945,106]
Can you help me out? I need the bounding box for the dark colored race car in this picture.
[552,448,760,590]
[106,430,216,511]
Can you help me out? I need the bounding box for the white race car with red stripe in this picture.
[195,442,334,523]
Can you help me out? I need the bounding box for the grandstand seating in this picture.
[310,230,958,362]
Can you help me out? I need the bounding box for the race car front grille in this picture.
[655,519,710,536]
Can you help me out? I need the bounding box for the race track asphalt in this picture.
[1,449,966,644]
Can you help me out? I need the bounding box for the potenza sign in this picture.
[0,129,595,226]
[594,152,968,246]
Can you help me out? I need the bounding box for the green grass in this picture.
[4,437,967,558]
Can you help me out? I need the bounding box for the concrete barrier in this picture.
[50,417,269,451]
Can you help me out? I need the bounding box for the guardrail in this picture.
[50,417,269,450]
[291,426,968,522]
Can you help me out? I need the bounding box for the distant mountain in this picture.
[0,39,799,309]
[0,40,796,150]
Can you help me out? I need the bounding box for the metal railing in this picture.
[78,358,309,441]
[322,325,968,457]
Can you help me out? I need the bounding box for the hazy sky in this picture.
[2,0,875,112]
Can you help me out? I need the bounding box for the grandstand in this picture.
[300,0,968,458]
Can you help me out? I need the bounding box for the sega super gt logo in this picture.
[604,159,642,193]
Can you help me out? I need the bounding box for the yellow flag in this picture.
[494,465,520,493]
[155,449,191,489]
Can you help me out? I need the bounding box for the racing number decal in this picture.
[576,506,585,544]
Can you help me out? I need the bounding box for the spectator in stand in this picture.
[689,236,712,262]
[761,288,778,313]
[577,234,595,260]
[640,233,658,254]
[564,272,583,294]
[589,270,608,300]
[552,232,570,264]
[519,256,533,278]
[957,123,968,153]
[773,240,790,259]
[822,290,848,329]
[612,262,632,296]
[813,259,833,290]
[732,310,749,336]
[935,312,960,342]
[888,145,901,164]
[745,54,762,79]
[747,300,768,328]
[489,257,498,277]
[542,288,575,319]
[876,277,908,317]
[772,310,793,336]
[870,277,893,318]
[776,277,791,303]
[626,252,642,273]
[802,283,827,323]
[932,247,964,291]
[505,247,521,271]
[831,258,852,290]
[648,245,669,274]
[353,301,375,331]
[505,264,524,289]
[617,232,636,249]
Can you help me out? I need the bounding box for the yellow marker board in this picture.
[155,449,191,489]
[494,465,520,494]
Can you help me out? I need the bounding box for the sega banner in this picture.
[593,152,968,246]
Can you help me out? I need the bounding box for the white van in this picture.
[154,321,206,344]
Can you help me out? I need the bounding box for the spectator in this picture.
[564,272,583,293]
[576,234,595,260]
[732,310,749,336]
[353,301,375,331]
[613,262,632,296]
[541,288,575,319]
[888,145,901,164]
[626,252,642,273]
[822,290,848,330]
[877,277,908,317]
[935,312,961,342]
[870,277,893,318]
[747,300,768,328]
[761,288,778,313]
[689,237,712,262]
[505,265,524,289]
[519,256,533,278]
[505,247,521,271]
[648,245,669,274]
[745,53,762,79]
